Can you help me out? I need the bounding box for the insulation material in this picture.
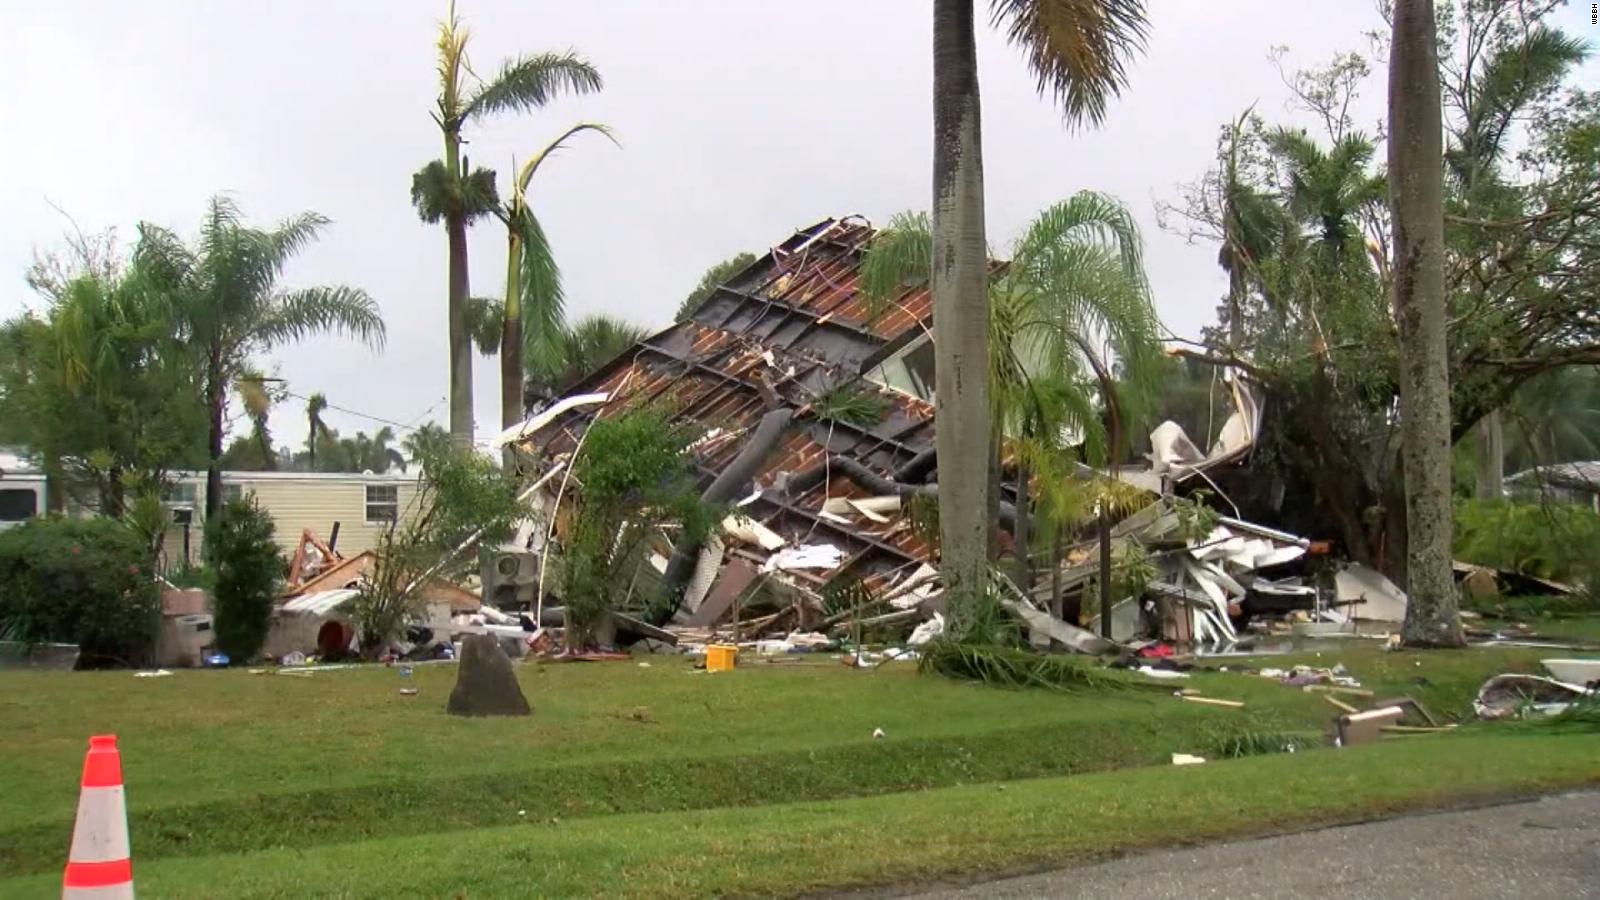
[762,543,845,573]
[722,515,785,551]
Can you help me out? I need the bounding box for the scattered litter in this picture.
[1180,695,1245,709]
[872,727,884,740]
[637,661,651,668]
[1134,666,1189,680]
[280,651,307,667]
[1336,706,1405,746]
[133,669,172,678]
[399,687,418,696]
[1171,753,1207,766]
[203,653,230,668]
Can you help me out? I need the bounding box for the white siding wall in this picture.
[162,474,420,568]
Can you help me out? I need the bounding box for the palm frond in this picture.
[258,286,386,351]
[464,51,602,121]
[1465,26,1589,167]
[989,0,1150,129]
[410,160,455,224]
[515,210,565,379]
[857,211,933,316]
[131,223,198,292]
[411,160,500,225]
[561,314,649,379]
[513,123,619,195]
[464,295,505,355]
[1014,191,1148,292]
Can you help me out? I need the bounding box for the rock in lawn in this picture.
[447,634,531,717]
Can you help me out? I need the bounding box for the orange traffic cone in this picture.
[62,735,134,899]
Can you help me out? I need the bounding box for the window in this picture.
[365,485,398,524]
[223,484,244,503]
[867,334,936,402]
[0,489,38,522]
[161,483,198,506]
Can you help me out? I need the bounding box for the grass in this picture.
[0,639,1584,894]
[1,731,1593,899]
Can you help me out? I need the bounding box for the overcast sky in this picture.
[3,1,1594,451]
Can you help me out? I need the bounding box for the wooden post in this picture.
[1098,502,1113,639]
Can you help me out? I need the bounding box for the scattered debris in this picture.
[1474,673,1595,721]
[1170,753,1207,766]
[133,669,172,678]
[1336,706,1405,745]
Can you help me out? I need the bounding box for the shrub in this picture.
[205,496,283,662]
[355,444,522,658]
[562,405,718,649]
[0,517,159,667]
[1453,498,1600,591]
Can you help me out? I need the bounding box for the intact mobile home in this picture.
[162,470,419,567]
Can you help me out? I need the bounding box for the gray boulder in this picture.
[446,634,531,717]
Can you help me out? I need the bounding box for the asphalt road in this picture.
[905,791,1600,899]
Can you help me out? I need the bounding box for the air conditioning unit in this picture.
[481,550,539,611]
[170,507,194,526]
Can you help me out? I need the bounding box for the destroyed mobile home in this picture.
[471,216,1529,660]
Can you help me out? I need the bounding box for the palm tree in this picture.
[1266,129,1386,261]
[1389,0,1461,647]
[134,196,385,520]
[928,0,1149,621]
[305,392,332,470]
[411,1,601,448]
[862,192,1161,598]
[497,124,616,445]
[402,423,453,467]
[525,313,650,409]
[346,427,406,474]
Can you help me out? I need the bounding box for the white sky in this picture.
[2,1,1595,449]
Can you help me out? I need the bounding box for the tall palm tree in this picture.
[929,0,1148,622]
[134,196,385,520]
[305,392,332,470]
[411,1,601,449]
[498,124,616,445]
[1389,0,1461,647]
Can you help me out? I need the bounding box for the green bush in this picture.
[205,497,283,663]
[0,517,160,667]
[1453,498,1600,596]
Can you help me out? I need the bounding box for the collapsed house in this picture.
[486,216,1418,655]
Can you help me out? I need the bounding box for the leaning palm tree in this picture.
[134,196,385,519]
[928,0,1149,621]
[497,124,616,442]
[305,392,332,470]
[411,1,602,448]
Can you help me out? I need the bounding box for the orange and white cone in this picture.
[62,735,134,899]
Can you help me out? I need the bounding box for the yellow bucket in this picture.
[706,644,738,672]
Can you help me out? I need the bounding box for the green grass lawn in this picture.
[0,640,1585,895]
[2,732,1593,899]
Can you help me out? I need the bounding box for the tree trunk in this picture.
[1389,0,1463,647]
[445,133,475,448]
[1048,527,1064,620]
[44,453,65,514]
[500,230,525,472]
[204,359,225,522]
[1098,502,1113,639]
[1012,461,1031,593]
[931,0,991,626]
[1473,409,1503,500]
